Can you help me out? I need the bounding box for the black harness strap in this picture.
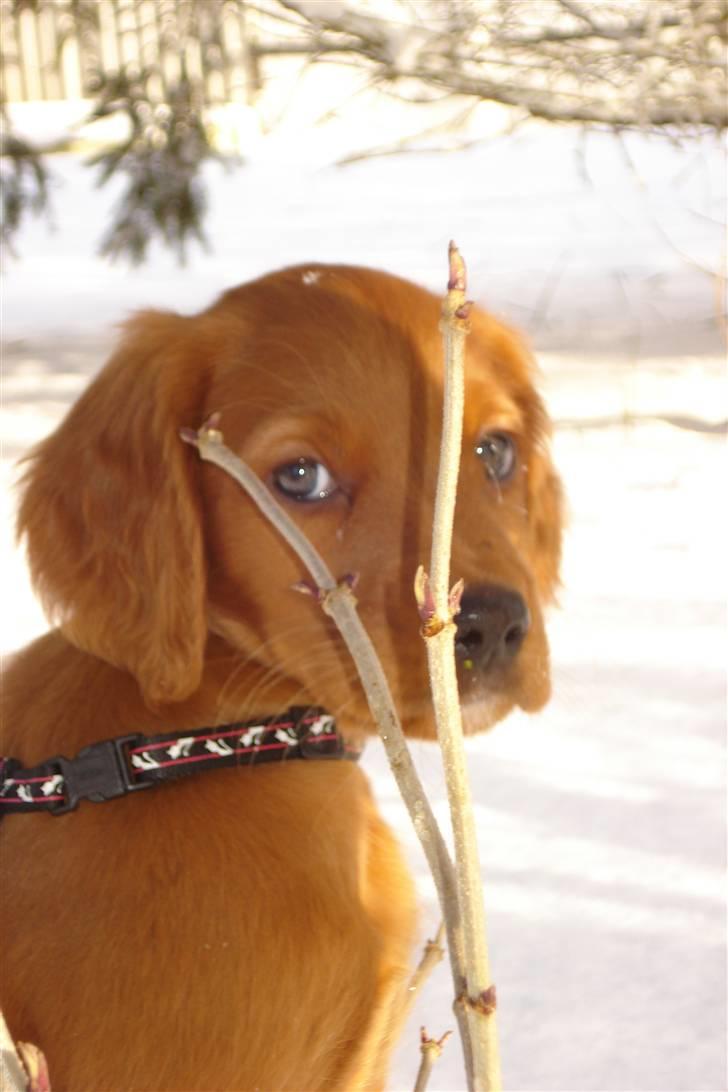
[0,707,358,819]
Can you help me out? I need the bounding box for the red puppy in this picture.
[0,265,562,1090]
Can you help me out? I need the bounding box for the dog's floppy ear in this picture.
[17,311,210,705]
[470,311,564,605]
[525,406,564,604]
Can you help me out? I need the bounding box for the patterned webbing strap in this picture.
[0,707,358,819]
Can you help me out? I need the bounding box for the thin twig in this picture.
[416,242,501,1092]
[387,923,446,1056]
[406,924,447,1013]
[413,1027,453,1092]
[429,241,469,612]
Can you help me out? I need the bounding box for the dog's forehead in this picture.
[209,265,526,433]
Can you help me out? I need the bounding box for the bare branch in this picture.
[181,419,474,1071]
[3,0,723,260]
[556,0,603,31]
[387,923,447,1051]
[417,243,500,1091]
[260,0,728,131]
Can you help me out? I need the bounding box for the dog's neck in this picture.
[11,631,334,756]
[1,703,357,819]
[195,634,328,718]
[2,631,365,820]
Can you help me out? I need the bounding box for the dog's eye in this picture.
[475,432,517,483]
[273,458,338,502]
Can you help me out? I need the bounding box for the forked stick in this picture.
[181,242,499,1089]
[179,423,473,1068]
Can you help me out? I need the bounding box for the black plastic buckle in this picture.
[50,736,152,815]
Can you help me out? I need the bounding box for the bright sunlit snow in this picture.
[1,126,725,1092]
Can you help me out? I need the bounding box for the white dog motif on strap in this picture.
[205,739,234,757]
[167,738,195,760]
[131,751,161,772]
[239,725,266,748]
[274,726,299,746]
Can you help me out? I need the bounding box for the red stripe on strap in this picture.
[129,722,295,754]
[6,774,61,785]
[132,734,339,775]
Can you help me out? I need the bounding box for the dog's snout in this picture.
[455,584,530,673]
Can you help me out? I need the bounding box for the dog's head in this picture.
[18,265,562,738]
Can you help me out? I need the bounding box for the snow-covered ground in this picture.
[1,129,726,1092]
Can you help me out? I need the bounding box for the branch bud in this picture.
[291,580,322,600]
[477,984,497,1015]
[180,413,224,447]
[443,241,473,328]
[448,578,465,617]
[447,240,467,293]
[415,565,442,636]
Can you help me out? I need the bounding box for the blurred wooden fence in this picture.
[0,0,259,104]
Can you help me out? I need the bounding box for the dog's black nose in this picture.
[455,584,530,673]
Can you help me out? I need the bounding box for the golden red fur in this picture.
[0,265,562,1090]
